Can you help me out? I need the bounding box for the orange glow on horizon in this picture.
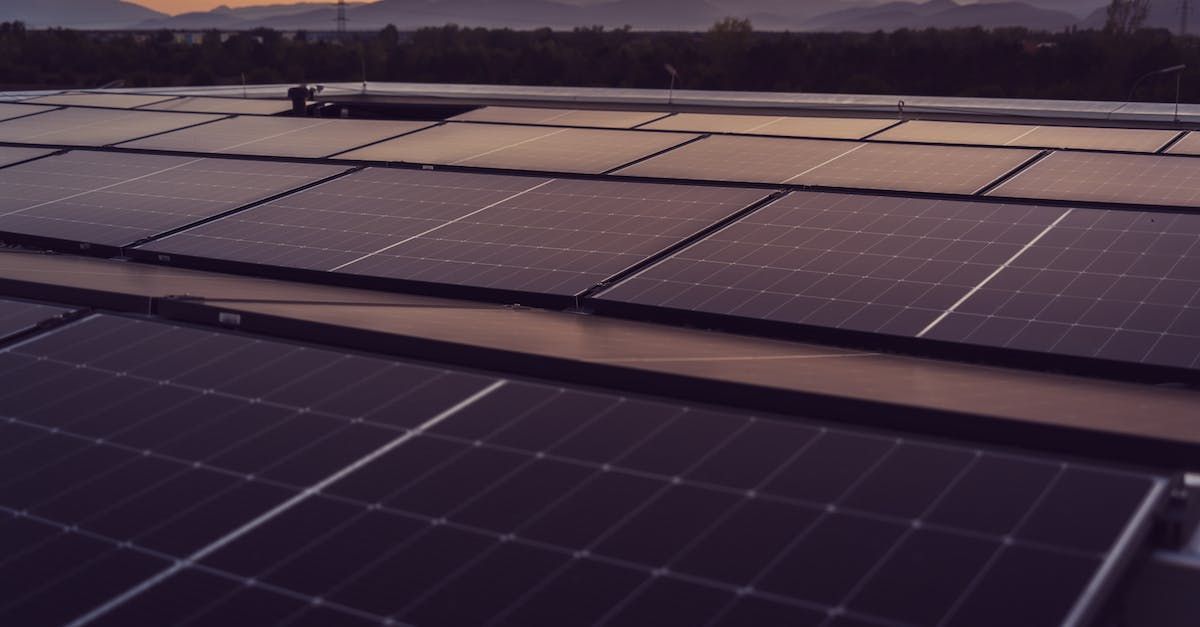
[131,0,326,16]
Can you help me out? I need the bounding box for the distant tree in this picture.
[1105,0,1151,34]
[709,17,753,35]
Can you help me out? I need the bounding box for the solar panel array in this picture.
[990,151,1200,208]
[876,121,1178,153]
[643,113,897,140]
[596,190,1200,371]
[450,106,667,129]
[0,151,346,247]
[23,93,179,109]
[0,314,1166,627]
[121,116,432,159]
[0,297,68,341]
[341,122,699,174]
[139,168,770,297]
[0,108,223,147]
[138,97,293,116]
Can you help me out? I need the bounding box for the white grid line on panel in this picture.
[782,144,867,184]
[0,159,203,218]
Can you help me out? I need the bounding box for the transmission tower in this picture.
[336,0,348,36]
[1183,0,1191,36]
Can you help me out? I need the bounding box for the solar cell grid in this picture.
[990,151,1200,207]
[0,102,54,123]
[643,113,897,140]
[0,107,222,147]
[140,168,771,297]
[922,208,1200,369]
[450,106,667,129]
[23,93,179,109]
[138,96,293,116]
[0,314,1166,627]
[616,135,862,184]
[793,142,1040,195]
[596,191,1066,338]
[0,151,346,248]
[120,116,431,158]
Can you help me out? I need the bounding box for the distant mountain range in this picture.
[2,0,1122,32]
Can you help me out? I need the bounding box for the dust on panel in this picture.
[615,135,862,184]
[0,150,346,247]
[0,108,222,147]
[793,143,1039,194]
[120,116,431,158]
[21,92,179,109]
[138,96,293,116]
[450,106,667,129]
[990,151,1200,207]
[643,113,896,140]
[596,191,1066,338]
[140,167,769,297]
[0,313,1166,627]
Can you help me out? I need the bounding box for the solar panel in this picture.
[595,191,1066,338]
[22,93,179,109]
[0,151,346,248]
[450,106,667,129]
[875,121,1176,153]
[138,168,770,298]
[0,297,68,341]
[643,113,897,140]
[615,135,863,184]
[873,121,1038,146]
[793,143,1040,195]
[0,108,223,147]
[340,122,698,174]
[138,97,293,116]
[119,116,430,159]
[1007,126,1178,153]
[921,208,1200,370]
[0,103,54,123]
[989,151,1200,207]
[0,146,54,169]
[0,313,1166,627]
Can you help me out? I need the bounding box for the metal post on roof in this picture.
[1125,64,1186,123]
[664,64,679,106]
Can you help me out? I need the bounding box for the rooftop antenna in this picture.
[336,0,348,37]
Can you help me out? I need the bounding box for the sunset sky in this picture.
[132,0,320,15]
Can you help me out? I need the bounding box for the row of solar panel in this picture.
[7,104,1200,209]
[0,147,1196,372]
[0,300,1168,627]
[13,95,1188,156]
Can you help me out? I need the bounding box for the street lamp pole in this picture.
[1127,64,1187,123]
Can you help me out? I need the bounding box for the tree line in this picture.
[1,19,1198,104]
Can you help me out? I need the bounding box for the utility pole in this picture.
[1183,0,1192,36]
